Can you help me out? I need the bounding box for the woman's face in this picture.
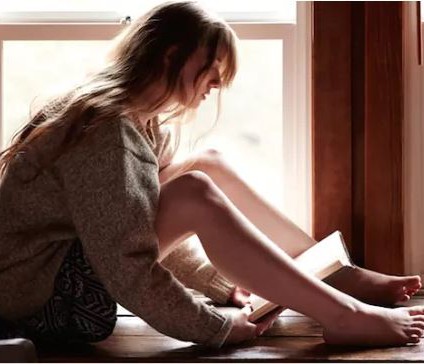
[178,46,224,108]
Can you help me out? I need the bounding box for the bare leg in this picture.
[155,171,424,346]
[182,150,421,305]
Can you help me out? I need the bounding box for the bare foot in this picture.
[323,305,424,347]
[323,266,422,306]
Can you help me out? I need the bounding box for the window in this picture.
[0,1,311,316]
[0,0,296,23]
[0,1,310,233]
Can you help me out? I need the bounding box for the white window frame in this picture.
[403,5,424,276]
[0,2,312,233]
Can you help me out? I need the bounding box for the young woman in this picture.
[0,1,423,350]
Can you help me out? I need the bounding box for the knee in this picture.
[196,148,228,173]
[171,170,216,200]
[165,171,224,210]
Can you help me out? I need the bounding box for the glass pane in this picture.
[2,41,109,148]
[3,39,282,209]
[1,0,296,23]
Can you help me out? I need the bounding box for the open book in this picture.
[248,230,354,322]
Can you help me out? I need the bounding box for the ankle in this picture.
[330,301,377,331]
[320,295,363,328]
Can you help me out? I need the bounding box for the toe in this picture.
[408,328,424,338]
[408,334,421,345]
[412,322,424,330]
[400,294,411,302]
[412,315,424,322]
[408,306,424,316]
[406,289,419,298]
[405,276,422,288]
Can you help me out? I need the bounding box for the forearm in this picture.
[161,239,235,304]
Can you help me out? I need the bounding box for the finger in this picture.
[237,297,251,307]
[241,305,253,316]
[255,312,281,334]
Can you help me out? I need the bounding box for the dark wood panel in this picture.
[364,2,404,274]
[312,3,353,249]
[351,2,366,267]
[312,2,405,273]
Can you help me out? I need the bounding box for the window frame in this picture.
[0,2,312,233]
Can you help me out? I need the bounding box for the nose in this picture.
[209,77,221,89]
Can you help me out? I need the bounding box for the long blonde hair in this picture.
[0,1,238,180]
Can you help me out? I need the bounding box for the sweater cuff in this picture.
[203,308,233,348]
[206,272,236,305]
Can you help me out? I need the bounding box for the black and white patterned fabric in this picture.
[0,239,117,345]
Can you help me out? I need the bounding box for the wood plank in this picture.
[39,295,424,362]
[112,316,323,338]
[40,336,424,362]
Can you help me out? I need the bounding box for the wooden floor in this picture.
[38,293,424,362]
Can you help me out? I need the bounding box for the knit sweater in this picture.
[0,116,234,347]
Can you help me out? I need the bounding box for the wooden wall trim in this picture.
[351,2,366,267]
[364,2,404,274]
[312,2,404,273]
[312,2,353,250]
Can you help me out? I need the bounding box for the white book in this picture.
[248,230,354,322]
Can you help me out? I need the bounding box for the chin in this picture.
[185,98,202,109]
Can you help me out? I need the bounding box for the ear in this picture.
[164,45,179,67]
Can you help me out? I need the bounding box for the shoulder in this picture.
[58,117,158,173]
[117,118,159,166]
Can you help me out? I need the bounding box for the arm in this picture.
[159,152,200,184]
[160,239,236,305]
[59,140,232,347]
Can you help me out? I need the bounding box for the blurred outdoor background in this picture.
[2,39,283,259]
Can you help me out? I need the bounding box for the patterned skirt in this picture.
[0,239,117,345]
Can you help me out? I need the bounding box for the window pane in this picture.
[3,40,282,211]
[2,41,109,148]
[1,0,296,23]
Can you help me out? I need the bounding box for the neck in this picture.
[125,83,178,127]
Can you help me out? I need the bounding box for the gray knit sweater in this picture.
[0,117,234,347]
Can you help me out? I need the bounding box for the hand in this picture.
[224,305,284,346]
[229,286,251,308]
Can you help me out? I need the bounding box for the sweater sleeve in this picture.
[161,239,236,305]
[59,145,232,347]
